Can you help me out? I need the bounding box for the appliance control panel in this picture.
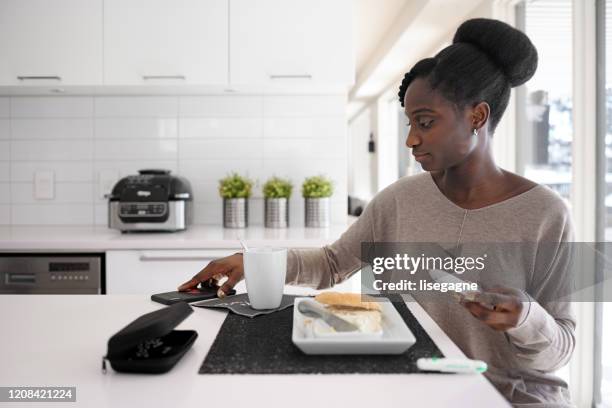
[119,202,168,217]
[48,261,93,283]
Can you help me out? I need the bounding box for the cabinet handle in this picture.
[6,273,36,285]
[139,255,221,262]
[269,74,312,80]
[142,75,186,80]
[17,76,62,81]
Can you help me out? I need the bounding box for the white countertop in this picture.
[0,295,509,408]
[0,225,348,251]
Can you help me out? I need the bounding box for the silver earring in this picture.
[473,128,478,136]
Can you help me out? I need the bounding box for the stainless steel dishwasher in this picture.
[0,254,104,294]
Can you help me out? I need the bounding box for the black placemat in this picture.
[199,296,443,374]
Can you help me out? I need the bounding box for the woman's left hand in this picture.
[460,287,528,331]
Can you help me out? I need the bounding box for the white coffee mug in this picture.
[243,247,287,309]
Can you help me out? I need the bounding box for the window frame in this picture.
[595,0,606,406]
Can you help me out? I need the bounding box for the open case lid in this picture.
[107,302,193,357]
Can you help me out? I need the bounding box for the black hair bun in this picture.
[452,18,538,87]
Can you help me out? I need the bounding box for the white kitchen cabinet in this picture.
[106,249,360,295]
[0,0,103,86]
[106,249,231,294]
[104,0,228,86]
[230,0,354,87]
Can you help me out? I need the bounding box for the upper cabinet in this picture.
[229,0,354,87]
[103,0,228,86]
[0,0,103,86]
[0,0,353,91]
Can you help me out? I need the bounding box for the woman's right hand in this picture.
[177,253,244,297]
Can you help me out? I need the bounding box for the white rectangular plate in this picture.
[291,297,417,355]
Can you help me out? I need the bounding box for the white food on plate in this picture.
[300,305,384,337]
[326,308,383,333]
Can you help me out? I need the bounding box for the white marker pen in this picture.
[417,357,488,374]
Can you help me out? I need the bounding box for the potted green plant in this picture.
[302,175,333,227]
[263,177,293,228]
[218,173,253,228]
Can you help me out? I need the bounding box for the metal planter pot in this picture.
[304,197,330,228]
[223,198,248,228]
[265,197,289,228]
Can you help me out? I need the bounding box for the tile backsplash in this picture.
[0,95,348,226]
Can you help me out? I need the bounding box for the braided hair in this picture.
[398,18,538,133]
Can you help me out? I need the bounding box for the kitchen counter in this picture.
[0,295,509,408]
[0,225,349,251]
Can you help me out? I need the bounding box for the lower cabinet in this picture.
[106,249,230,294]
[106,249,360,295]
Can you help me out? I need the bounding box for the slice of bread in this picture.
[314,292,382,312]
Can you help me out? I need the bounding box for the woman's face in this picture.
[403,77,480,171]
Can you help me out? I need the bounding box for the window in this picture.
[397,104,421,177]
[516,0,573,204]
[516,0,574,386]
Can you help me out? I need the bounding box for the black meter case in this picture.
[103,302,197,374]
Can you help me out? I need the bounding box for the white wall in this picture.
[0,94,348,226]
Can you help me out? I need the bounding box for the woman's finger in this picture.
[212,273,228,287]
[177,277,200,292]
[177,262,223,291]
[218,271,241,298]
[463,301,520,327]
[489,323,513,332]
[463,301,491,320]
[470,291,520,311]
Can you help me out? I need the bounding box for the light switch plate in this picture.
[34,170,55,200]
[98,169,120,200]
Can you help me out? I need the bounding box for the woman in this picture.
[179,18,575,407]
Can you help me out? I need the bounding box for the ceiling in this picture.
[350,0,489,119]
[352,0,409,72]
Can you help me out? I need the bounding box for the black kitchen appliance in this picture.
[0,253,103,294]
[107,169,193,232]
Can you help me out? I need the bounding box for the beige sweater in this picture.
[286,172,575,408]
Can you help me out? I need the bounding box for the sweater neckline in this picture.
[424,172,544,213]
